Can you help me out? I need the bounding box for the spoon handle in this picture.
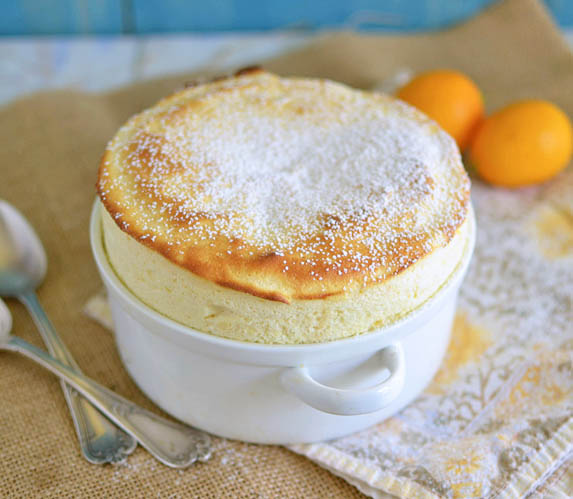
[18,291,137,463]
[4,335,212,468]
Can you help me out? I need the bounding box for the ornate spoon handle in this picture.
[3,335,212,468]
[19,291,137,463]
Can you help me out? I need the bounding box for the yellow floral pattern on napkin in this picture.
[429,313,492,395]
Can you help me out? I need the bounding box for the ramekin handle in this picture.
[280,343,405,415]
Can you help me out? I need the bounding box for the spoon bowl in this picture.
[0,298,11,342]
[0,201,46,296]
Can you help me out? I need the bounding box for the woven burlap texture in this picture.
[1,0,571,496]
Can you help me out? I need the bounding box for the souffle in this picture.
[97,68,470,344]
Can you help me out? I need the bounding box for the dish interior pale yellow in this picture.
[98,69,470,344]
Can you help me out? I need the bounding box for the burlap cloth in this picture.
[1,0,572,496]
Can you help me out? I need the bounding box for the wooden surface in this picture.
[1,0,572,35]
[0,34,310,105]
[1,29,572,107]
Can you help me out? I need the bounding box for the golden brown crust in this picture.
[97,70,469,303]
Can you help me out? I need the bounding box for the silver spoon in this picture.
[0,200,136,463]
[0,297,211,468]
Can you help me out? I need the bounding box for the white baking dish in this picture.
[90,202,475,444]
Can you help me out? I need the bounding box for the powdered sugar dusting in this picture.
[98,72,469,290]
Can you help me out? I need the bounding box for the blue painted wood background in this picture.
[1,0,572,35]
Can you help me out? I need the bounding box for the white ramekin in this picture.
[90,202,475,444]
